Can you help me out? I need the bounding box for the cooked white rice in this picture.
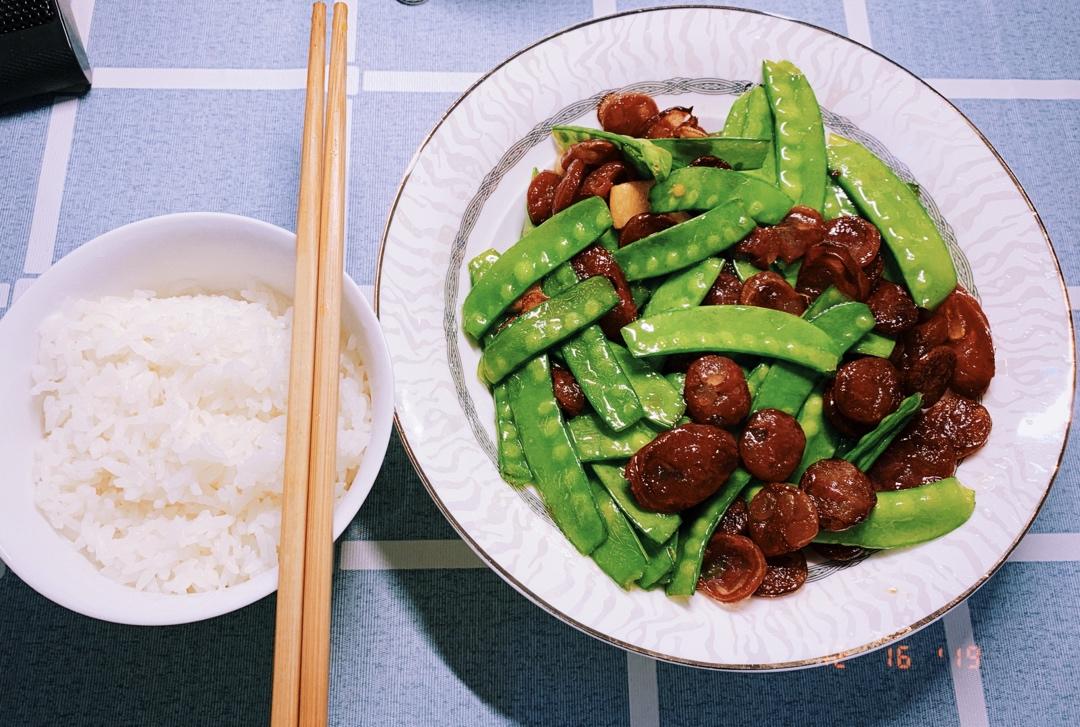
[31,289,372,594]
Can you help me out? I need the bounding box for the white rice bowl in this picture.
[30,289,372,594]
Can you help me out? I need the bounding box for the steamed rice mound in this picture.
[31,290,372,594]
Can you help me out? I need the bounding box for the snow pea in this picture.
[793,382,839,480]
[567,413,658,461]
[826,134,957,309]
[592,463,681,545]
[851,331,896,358]
[746,362,770,398]
[463,196,612,338]
[480,276,618,384]
[542,261,580,297]
[561,324,644,432]
[609,343,686,428]
[814,477,975,549]
[649,167,794,225]
[665,371,686,391]
[598,228,620,253]
[723,85,777,185]
[842,393,922,471]
[621,305,843,374]
[552,125,672,180]
[666,468,752,597]
[763,60,827,212]
[751,301,876,415]
[613,200,756,281]
[778,259,801,287]
[649,136,770,170]
[507,356,607,554]
[642,257,724,316]
[638,533,678,589]
[732,258,760,283]
[805,285,851,317]
[493,382,533,487]
[589,478,648,588]
[468,248,501,286]
[823,177,858,220]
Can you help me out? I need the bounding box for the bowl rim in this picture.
[373,5,1076,669]
[0,211,395,625]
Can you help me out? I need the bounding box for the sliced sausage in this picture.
[703,272,742,306]
[698,533,767,604]
[776,206,826,264]
[754,551,808,597]
[734,227,779,269]
[867,281,918,336]
[717,498,749,536]
[508,283,549,315]
[747,483,820,557]
[552,159,587,215]
[675,123,709,138]
[625,423,739,513]
[799,459,877,531]
[571,244,638,339]
[938,287,995,398]
[684,355,751,428]
[900,345,956,406]
[864,254,885,291]
[551,363,586,418]
[812,543,867,561]
[832,357,902,426]
[560,139,621,169]
[619,213,676,247]
[868,426,957,491]
[527,170,561,225]
[739,408,806,482]
[579,161,630,200]
[823,382,870,438]
[796,242,871,302]
[739,271,807,315]
[822,215,881,267]
[597,91,660,137]
[644,106,699,139]
[917,391,992,458]
[689,155,732,169]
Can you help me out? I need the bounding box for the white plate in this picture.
[376,7,1074,669]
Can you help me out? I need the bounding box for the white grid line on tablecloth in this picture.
[23,97,79,275]
[11,278,35,305]
[593,0,617,18]
[842,0,873,47]
[1008,533,1080,561]
[361,70,480,93]
[626,652,661,727]
[88,67,361,95]
[338,539,483,570]
[944,603,991,727]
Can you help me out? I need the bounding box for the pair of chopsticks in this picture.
[271,3,349,727]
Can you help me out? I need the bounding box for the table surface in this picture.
[2,1,1078,725]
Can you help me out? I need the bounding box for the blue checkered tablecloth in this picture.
[2,2,1078,725]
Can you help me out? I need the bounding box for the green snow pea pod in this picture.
[561,325,644,432]
[746,362,770,398]
[589,478,649,588]
[613,200,756,281]
[793,382,840,480]
[823,178,858,220]
[649,167,794,224]
[762,60,827,212]
[521,168,540,236]
[851,331,896,358]
[542,261,580,297]
[609,343,686,428]
[751,301,875,415]
[778,259,801,287]
[827,133,957,309]
[552,125,672,180]
[469,248,501,286]
[493,382,533,487]
[507,356,606,554]
[665,371,686,391]
[598,228,620,253]
[621,306,843,374]
[842,393,922,471]
[814,477,975,549]
[592,463,681,545]
[638,533,678,589]
[567,414,658,461]
[666,468,752,597]
[804,285,851,318]
[630,281,653,309]
[649,136,770,170]
[480,276,618,384]
[723,85,777,185]
[732,258,760,283]
[642,257,724,316]
[463,196,612,338]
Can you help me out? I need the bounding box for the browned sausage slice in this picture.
[698,533,767,603]
[799,459,877,531]
[644,106,699,139]
[754,551,808,597]
[868,426,957,491]
[823,215,881,267]
[747,483,820,557]
[625,423,739,513]
[832,357,902,425]
[867,281,918,336]
[812,542,867,561]
[738,271,807,315]
[938,287,995,398]
[552,159,587,215]
[739,409,806,482]
[716,498,749,536]
[597,92,660,137]
[689,155,732,169]
[703,272,742,306]
[560,139,620,169]
[684,355,751,428]
[571,244,638,339]
[619,213,676,247]
[527,170,561,225]
[551,363,586,418]
[917,391,992,458]
[580,161,630,201]
[900,345,956,406]
[796,242,871,302]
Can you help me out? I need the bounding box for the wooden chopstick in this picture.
[298,3,349,726]
[270,4,326,727]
